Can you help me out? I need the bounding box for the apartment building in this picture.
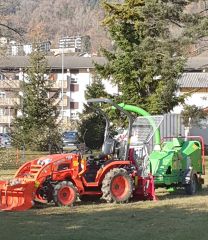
[1,55,207,134]
[0,55,117,133]
[7,41,51,56]
[58,36,91,53]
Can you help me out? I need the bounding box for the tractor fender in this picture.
[96,160,131,185]
[70,176,85,193]
[52,176,84,195]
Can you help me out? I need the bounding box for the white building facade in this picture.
[173,72,208,114]
[0,56,117,132]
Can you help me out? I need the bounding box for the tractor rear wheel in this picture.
[185,174,198,195]
[53,181,77,206]
[101,168,133,203]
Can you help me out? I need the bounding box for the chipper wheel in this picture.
[185,174,198,195]
[53,181,77,206]
[101,168,133,203]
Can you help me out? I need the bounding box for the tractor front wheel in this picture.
[53,181,77,206]
[101,168,133,203]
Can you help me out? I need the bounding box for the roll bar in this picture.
[87,98,134,160]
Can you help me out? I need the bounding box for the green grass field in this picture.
[0,159,208,240]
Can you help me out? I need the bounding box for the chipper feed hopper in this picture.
[0,99,156,211]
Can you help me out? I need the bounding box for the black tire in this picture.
[185,174,198,195]
[53,181,77,206]
[101,168,133,203]
[197,178,203,191]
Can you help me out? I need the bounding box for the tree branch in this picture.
[169,19,183,28]
[199,8,208,14]
[0,23,23,36]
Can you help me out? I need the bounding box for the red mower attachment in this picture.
[0,179,35,211]
[133,175,156,201]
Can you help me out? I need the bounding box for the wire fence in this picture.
[0,148,47,169]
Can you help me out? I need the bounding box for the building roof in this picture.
[186,57,208,70]
[178,72,208,88]
[0,54,208,68]
[0,56,107,70]
[0,55,208,73]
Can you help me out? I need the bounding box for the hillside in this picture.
[1,0,208,54]
[2,0,110,53]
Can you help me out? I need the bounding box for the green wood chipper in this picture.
[118,103,205,194]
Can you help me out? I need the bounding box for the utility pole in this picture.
[61,47,64,122]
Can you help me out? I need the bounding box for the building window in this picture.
[14,74,19,80]
[70,84,79,92]
[71,78,77,83]
[49,73,57,81]
[201,96,207,101]
[0,92,6,98]
[0,74,5,80]
[0,108,4,115]
[71,112,79,118]
[68,75,78,83]
[70,102,79,109]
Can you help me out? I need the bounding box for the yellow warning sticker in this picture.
[73,161,79,167]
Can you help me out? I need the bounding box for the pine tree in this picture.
[78,79,111,149]
[11,48,61,151]
[96,0,208,114]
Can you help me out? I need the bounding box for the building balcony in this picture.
[53,97,68,107]
[0,80,20,89]
[0,115,13,124]
[50,80,68,89]
[0,79,68,90]
[0,98,20,106]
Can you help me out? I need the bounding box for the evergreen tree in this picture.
[78,79,111,149]
[11,48,61,151]
[96,0,208,114]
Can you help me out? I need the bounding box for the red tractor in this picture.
[0,98,155,211]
